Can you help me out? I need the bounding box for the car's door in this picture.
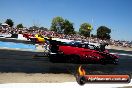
[81,44,100,60]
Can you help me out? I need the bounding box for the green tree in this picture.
[63,19,75,34]
[16,24,23,29]
[5,19,14,27]
[40,27,48,31]
[29,25,39,30]
[91,34,97,38]
[50,16,65,33]
[79,23,93,37]
[97,26,111,39]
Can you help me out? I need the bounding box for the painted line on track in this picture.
[110,53,132,57]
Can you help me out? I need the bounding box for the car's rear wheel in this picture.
[70,55,80,64]
[49,54,57,62]
[100,58,106,65]
[49,57,56,62]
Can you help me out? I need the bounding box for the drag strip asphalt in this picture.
[0,49,132,75]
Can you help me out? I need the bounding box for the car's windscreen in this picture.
[78,44,97,50]
[63,41,98,50]
[87,45,95,49]
[63,41,80,45]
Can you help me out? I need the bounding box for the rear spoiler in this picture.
[44,37,73,46]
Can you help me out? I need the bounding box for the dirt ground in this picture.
[0,73,75,83]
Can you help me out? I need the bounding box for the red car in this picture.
[47,39,119,65]
[23,33,34,40]
[23,34,45,43]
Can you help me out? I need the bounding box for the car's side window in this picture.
[81,44,85,48]
[88,45,94,50]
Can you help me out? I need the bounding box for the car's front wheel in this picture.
[70,55,80,64]
[113,59,118,65]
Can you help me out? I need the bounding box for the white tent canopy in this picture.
[1,23,9,26]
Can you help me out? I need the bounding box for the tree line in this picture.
[1,17,112,40]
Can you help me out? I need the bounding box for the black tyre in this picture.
[70,55,80,64]
[50,57,57,62]
[49,54,57,62]
[100,58,106,65]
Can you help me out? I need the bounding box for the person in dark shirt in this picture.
[47,37,59,53]
[99,42,109,52]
